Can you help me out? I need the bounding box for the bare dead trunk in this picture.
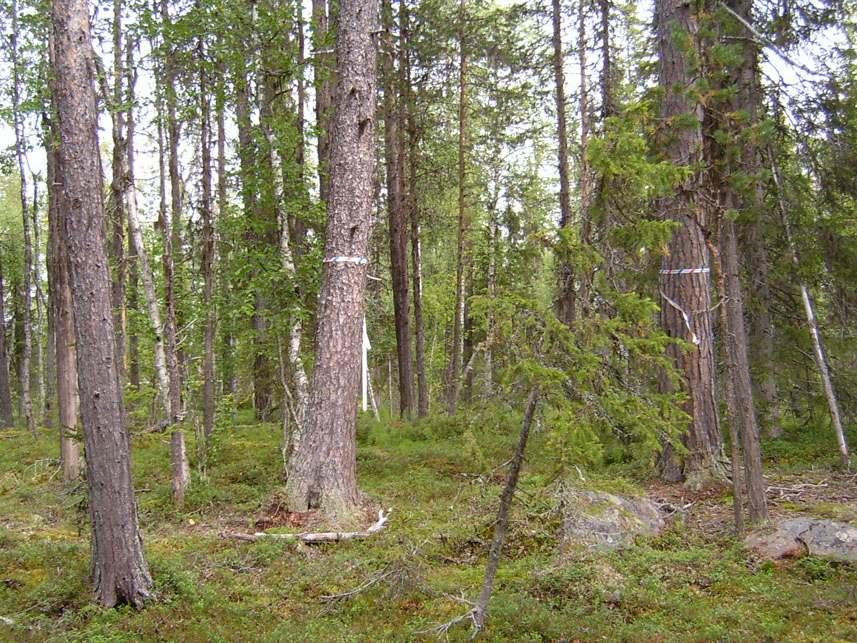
[472,388,539,631]
[446,0,468,415]
[771,157,850,470]
[284,0,380,521]
[383,0,413,417]
[50,0,152,603]
[655,0,723,484]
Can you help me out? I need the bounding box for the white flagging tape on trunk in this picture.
[323,256,368,265]
[659,290,701,346]
[659,267,710,275]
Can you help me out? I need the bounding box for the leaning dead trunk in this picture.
[771,157,849,470]
[284,0,380,521]
[50,0,152,604]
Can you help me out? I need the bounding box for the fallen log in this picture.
[222,508,391,544]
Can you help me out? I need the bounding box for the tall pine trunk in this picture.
[401,0,428,417]
[285,0,380,521]
[655,0,723,484]
[383,0,413,418]
[50,0,152,603]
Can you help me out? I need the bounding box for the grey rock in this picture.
[559,489,666,551]
[745,517,857,563]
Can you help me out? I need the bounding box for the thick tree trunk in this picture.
[553,0,575,325]
[284,0,379,521]
[50,0,152,604]
[655,0,723,484]
[0,262,14,428]
[10,0,35,436]
[401,0,428,417]
[383,0,413,418]
[446,0,468,415]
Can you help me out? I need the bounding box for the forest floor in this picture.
[0,408,856,642]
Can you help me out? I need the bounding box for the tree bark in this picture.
[446,0,468,415]
[312,0,334,208]
[771,157,850,470]
[199,41,216,442]
[655,0,723,484]
[383,0,413,418]
[729,0,781,438]
[284,0,380,521]
[10,0,35,436]
[125,37,140,393]
[216,63,235,400]
[553,0,575,326]
[108,0,127,383]
[0,261,14,428]
[50,0,152,604]
[401,0,428,417]
[721,219,767,523]
[158,0,183,423]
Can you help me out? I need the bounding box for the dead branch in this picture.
[320,567,397,603]
[222,508,391,544]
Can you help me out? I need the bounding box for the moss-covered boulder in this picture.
[559,489,665,552]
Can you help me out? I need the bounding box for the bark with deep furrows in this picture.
[284,0,379,521]
[50,0,152,605]
[655,0,723,484]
